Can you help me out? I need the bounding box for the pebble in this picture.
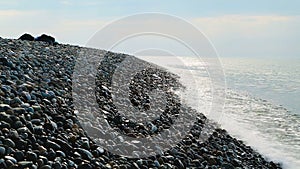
[3,138,15,148]
[0,121,10,128]
[75,148,93,160]
[221,163,235,169]
[12,120,23,129]
[12,107,26,114]
[0,104,11,112]
[0,146,5,157]
[26,151,37,162]
[14,151,24,161]
[18,161,33,167]
[96,147,105,154]
[5,155,17,164]
[6,147,15,155]
[78,163,92,169]
[45,140,61,150]
[33,126,44,134]
[53,161,62,169]
[174,159,184,169]
[9,129,19,139]
[40,164,52,169]
[5,159,14,167]
[0,158,6,168]
[208,156,218,165]
[21,91,31,101]
[17,126,29,133]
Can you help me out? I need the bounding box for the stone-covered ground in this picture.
[0,38,282,169]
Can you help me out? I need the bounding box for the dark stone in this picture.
[73,158,84,165]
[12,107,26,114]
[5,147,15,155]
[46,148,56,160]
[54,139,72,153]
[232,158,241,167]
[0,57,8,65]
[221,163,235,169]
[56,150,66,158]
[74,148,93,160]
[45,140,61,150]
[14,151,24,161]
[33,126,44,135]
[40,165,52,169]
[0,159,7,168]
[0,104,11,112]
[78,163,92,169]
[35,34,56,45]
[12,120,24,129]
[53,161,62,169]
[19,33,34,41]
[26,151,37,162]
[174,159,185,169]
[208,156,218,165]
[0,147,5,157]
[5,160,14,168]
[43,120,57,132]
[0,58,15,69]
[0,121,10,128]
[39,156,48,165]
[3,138,15,148]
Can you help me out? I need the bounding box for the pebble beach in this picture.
[0,37,282,169]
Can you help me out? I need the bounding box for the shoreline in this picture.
[0,38,282,168]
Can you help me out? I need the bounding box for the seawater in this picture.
[137,56,300,169]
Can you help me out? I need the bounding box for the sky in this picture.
[0,0,299,58]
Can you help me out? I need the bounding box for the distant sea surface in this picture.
[137,56,300,169]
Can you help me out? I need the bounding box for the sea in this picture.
[137,56,300,169]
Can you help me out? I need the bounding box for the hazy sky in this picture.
[0,0,299,58]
